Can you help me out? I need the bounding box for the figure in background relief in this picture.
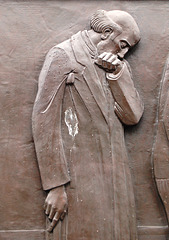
[153,54,169,224]
[32,10,144,240]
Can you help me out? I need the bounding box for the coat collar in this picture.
[70,31,108,123]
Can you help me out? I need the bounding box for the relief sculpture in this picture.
[32,10,144,240]
[153,54,169,224]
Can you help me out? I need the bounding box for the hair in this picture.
[90,10,122,34]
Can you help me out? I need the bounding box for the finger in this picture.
[98,52,107,59]
[96,52,108,66]
[102,52,112,61]
[47,212,61,232]
[44,201,47,210]
[49,207,57,220]
[60,203,68,221]
[60,209,67,221]
[107,55,117,63]
[103,53,117,70]
[45,203,51,215]
[109,59,121,70]
[111,59,121,66]
[102,53,113,68]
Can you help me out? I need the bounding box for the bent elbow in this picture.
[115,101,144,125]
[128,114,142,125]
[127,105,144,125]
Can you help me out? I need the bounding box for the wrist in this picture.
[106,62,125,80]
[114,62,124,74]
[50,185,65,193]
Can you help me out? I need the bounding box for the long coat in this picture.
[32,31,144,240]
[153,54,169,222]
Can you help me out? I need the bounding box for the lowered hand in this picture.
[44,185,68,232]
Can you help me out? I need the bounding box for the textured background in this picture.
[0,1,169,239]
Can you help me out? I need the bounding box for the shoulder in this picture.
[42,39,73,73]
[38,41,73,88]
[45,43,71,66]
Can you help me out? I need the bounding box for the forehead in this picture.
[116,29,140,47]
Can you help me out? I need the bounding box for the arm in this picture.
[107,61,144,125]
[95,52,144,125]
[32,46,72,231]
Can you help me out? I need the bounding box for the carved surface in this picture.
[153,54,169,223]
[0,1,169,240]
[32,9,142,240]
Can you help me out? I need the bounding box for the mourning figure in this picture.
[32,10,144,240]
[153,54,169,224]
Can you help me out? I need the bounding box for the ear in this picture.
[101,29,112,40]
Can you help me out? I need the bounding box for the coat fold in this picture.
[33,31,143,240]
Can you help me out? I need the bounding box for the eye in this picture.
[120,41,128,49]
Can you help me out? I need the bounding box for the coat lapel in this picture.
[71,31,108,123]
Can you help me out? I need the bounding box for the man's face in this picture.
[96,29,138,59]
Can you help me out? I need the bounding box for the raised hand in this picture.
[95,52,123,74]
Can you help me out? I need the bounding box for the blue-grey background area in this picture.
[0,1,168,239]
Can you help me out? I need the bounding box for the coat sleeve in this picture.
[162,55,169,142]
[153,54,169,223]
[106,61,144,125]
[32,46,72,190]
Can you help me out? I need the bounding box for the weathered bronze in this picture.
[32,10,144,239]
[0,1,169,239]
[153,54,169,225]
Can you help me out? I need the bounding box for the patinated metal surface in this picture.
[32,10,144,239]
[153,54,169,225]
[0,1,169,240]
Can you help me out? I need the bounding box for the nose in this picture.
[117,48,129,59]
